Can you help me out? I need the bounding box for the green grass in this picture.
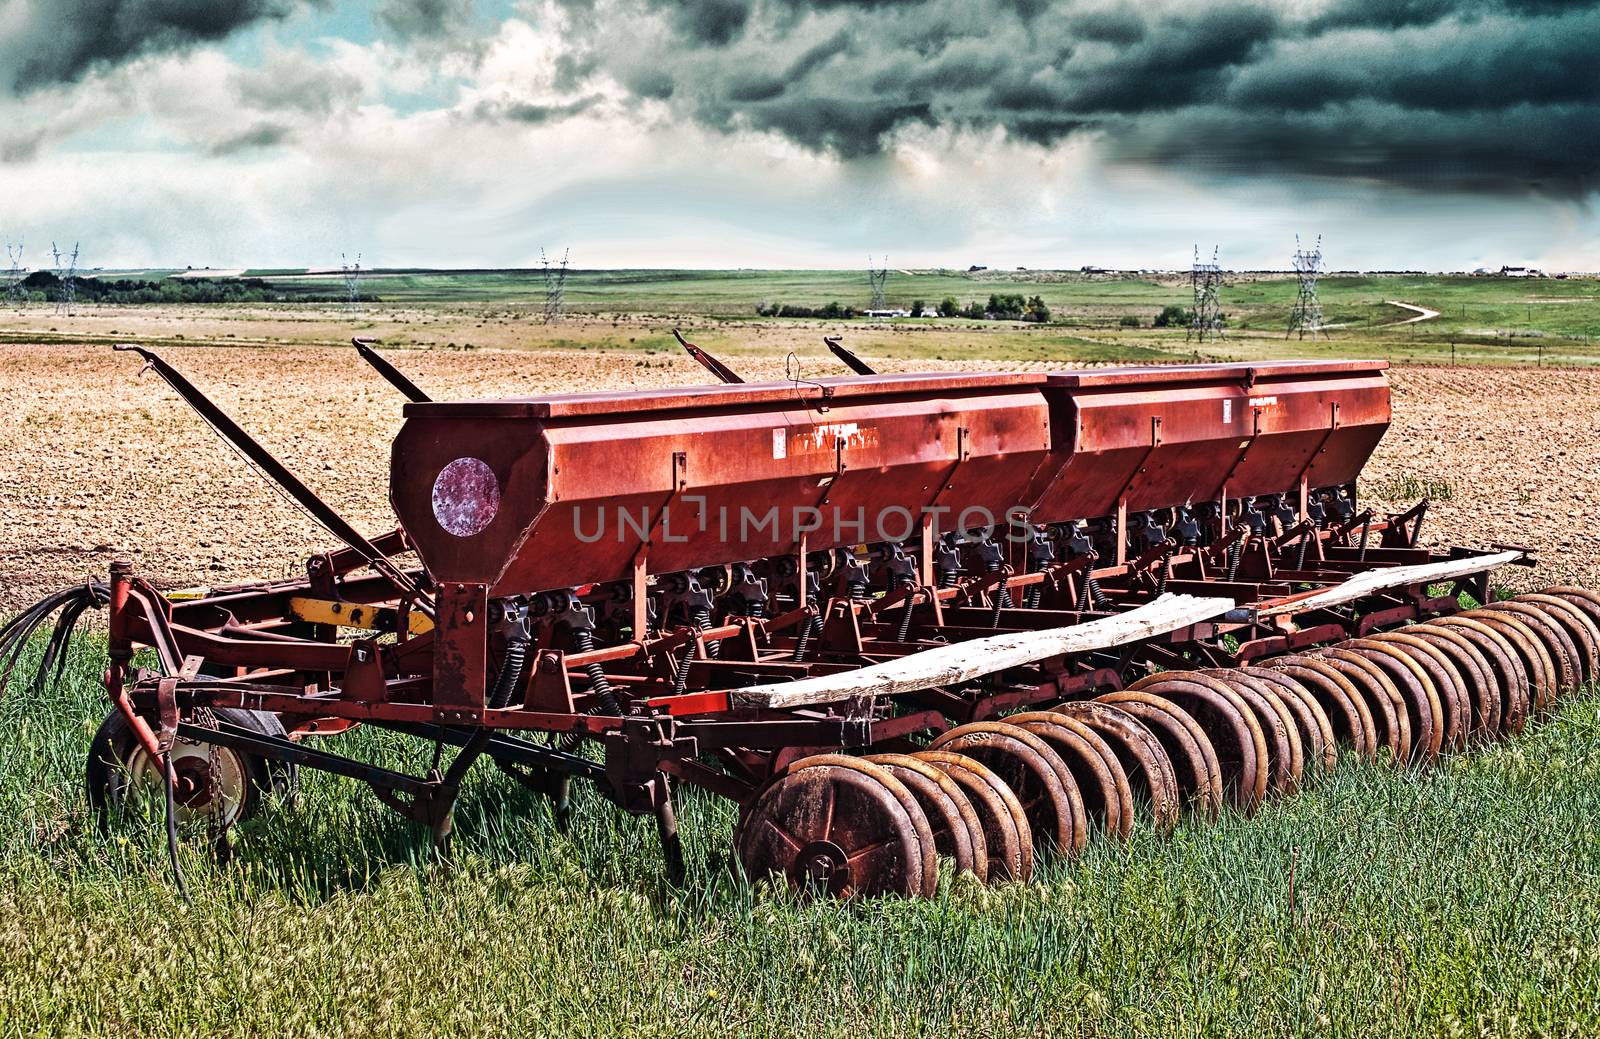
[4,633,1600,1037]
[253,268,1600,367]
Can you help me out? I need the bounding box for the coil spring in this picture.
[895,582,916,643]
[793,597,821,662]
[986,558,1011,628]
[1226,538,1243,582]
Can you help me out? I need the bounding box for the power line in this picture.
[51,241,78,316]
[541,247,569,324]
[1287,234,1329,340]
[3,240,24,309]
[1187,245,1226,343]
[341,252,363,318]
[867,255,889,311]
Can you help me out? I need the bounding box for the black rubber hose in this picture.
[1076,572,1092,612]
[487,635,531,710]
[1087,575,1111,611]
[570,629,621,716]
[163,754,190,902]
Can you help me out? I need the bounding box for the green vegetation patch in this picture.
[2,634,1599,1036]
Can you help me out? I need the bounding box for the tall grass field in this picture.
[3,632,1599,1037]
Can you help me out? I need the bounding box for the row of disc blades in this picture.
[734,587,1600,898]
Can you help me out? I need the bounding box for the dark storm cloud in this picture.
[547,0,1600,194]
[206,121,291,156]
[376,0,477,43]
[1,0,323,93]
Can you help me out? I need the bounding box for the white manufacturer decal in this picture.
[1249,395,1280,408]
[1222,399,1233,423]
[772,428,787,459]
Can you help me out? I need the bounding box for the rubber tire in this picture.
[86,707,297,833]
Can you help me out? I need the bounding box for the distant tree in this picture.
[1025,295,1051,323]
[1119,314,1141,328]
[962,300,986,320]
[1154,304,1191,328]
[937,297,959,318]
[910,299,925,318]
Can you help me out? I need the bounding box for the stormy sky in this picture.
[0,0,1596,269]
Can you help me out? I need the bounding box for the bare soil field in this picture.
[1,342,1595,608]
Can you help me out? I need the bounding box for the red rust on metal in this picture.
[1125,672,1268,812]
[928,722,1086,857]
[1006,711,1133,840]
[914,751,1032,881]
[1091,690,1222,818]
[737,754,936,898]
[1051,700,1181,830]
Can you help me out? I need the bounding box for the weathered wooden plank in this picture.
[730,593,1234,709]
[1251,550,1524,620]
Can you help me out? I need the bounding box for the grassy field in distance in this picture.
[2,268,1598,368]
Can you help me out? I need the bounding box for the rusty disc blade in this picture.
[1092,691,1222,819]
[1458,610,1557,714]
[915,750,1032,882]
[1426,616,1528,736]
[737,755,935,898]
[1367,633,1471,753]
[1264,656,1376,762]
[1514,594,1600,685]
[1006,711,1134,841]
[1314,647,1413,762]
[1336,639,1445,760]
[1542,587,1600,683]
[1128,671,1268,813]
[1403,625,1500,742]
[867,753,984,881]
[1051,700,1181,831]
[1440,611,1536,726]
[1478,603,1580,697]
[1238,666,1337,775]
[1204,669,1303,796]
[928,722,1085,857]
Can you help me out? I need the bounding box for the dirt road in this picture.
[1387,301,1441,324]
[1,343,1595,607]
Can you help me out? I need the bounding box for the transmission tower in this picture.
[3,241,24,308]
[1186,245,1225,342]
[51,241,79,316]
[1287,234,1328,339]
[867,255,889,311]
[541,247,570,324]
[341,252,363,317]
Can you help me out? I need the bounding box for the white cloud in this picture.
[0,5,1596,271]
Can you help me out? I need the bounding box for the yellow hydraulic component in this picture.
[288,596,434,636]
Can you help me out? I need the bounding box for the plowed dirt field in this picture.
[2,344,1594,607]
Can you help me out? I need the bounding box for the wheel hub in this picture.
[792,840,850,894]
